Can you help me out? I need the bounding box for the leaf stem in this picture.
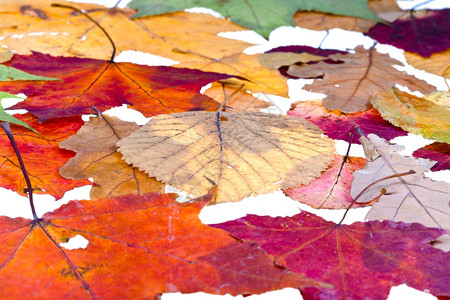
[337,169,415,225]
[1,122,39,220]
[51,3,117,61]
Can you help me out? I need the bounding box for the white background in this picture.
[1,0,449,299]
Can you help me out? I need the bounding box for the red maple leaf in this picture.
[0,192,325,298]
[0,52,231,121]
[0,114,90,199]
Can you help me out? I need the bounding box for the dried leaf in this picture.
[424,90,450,109]
[367,9,450,57]
[287,46,436,113]
[204,82,271,112]
[0,1,251,61]
[404,50,450,78]
[413,142,450,172]
[0,192,324,298]
[284,154,367,209]
[351,134,450,249]
[59,115,164,199]
[0,114,90,199]
[0,48,13,63]
[0,52,228,121]
[117,110,335,203]
[288,100,408,144]
[371,88,450,144]
[213,212,450,299]
[257,52,326,70]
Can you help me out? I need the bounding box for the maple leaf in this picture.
[0,0,251,62]
[204,82,272,112]
[284,154,367,209]
[413,142,450,172]
[0,114,90,199]
[367,9,450,57]
[212,212,450,299]
[371,88,450,144]
[293,0,403,33]
[0,192,325,298]
[0,92,37,133]
[351,134,450,249]
[117,109,335,203]
[129,0,379,38]
[0,52,229,121]
[288,99,408,144]
[286,46,436,113]
[404,49,450,78]
[59,114,164,199]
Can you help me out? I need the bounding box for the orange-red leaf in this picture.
[0,53,229,121]
[213,212,450,299]
[0,193,324,298]
[0,114,90,199]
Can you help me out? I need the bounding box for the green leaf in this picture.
[0,92,38,134]
[129,0,380,37]
[0,65,59,82]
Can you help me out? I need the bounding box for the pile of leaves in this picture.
[0,0,449,299]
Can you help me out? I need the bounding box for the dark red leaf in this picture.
[288,100,408,144]
[413,142,450,171]
[0,52,230,121]
[213,212,450,299]
[367,9,450,57]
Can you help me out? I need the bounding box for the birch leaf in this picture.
[351,134,450,250]
[371,88,450,144]
[117,110,334,203]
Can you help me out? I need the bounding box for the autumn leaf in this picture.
[129,0,379,38]
[0,63,58,82]
[204,82,272,112]
[59,115,164,199]
[0,192,325,298]
[0,114,90,199]
[288,99,408,144]
[413,142,450,172]
[293,0,403,33]
[117,109,335,203]
[0,48,13,63]
[0,0,251,62]
[212,212,450,299]
[371,88,450,144]
[287,46,436,113]
[284,154,367,209]
[404,50,450,78]
[0,92,37,133]
[367,9,450,57]
[0,52,229,121]
[351,134,450,249]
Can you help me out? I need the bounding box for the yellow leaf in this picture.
[371,88,450,143]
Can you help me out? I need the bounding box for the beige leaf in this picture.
[257,52,326,70]
[117,110,334,203]
[287,46,436,113]
[59,115,164,199]
[0,47,13,63]
[424,90,450,109]
[351,134,450,250]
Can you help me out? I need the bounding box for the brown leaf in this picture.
[287,46,436,113]
[351,134,450,250]
[257,52,326,70]
[59,115,164,199]
[117,110,335,203]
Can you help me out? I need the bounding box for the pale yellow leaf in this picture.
[117,110,334,203]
